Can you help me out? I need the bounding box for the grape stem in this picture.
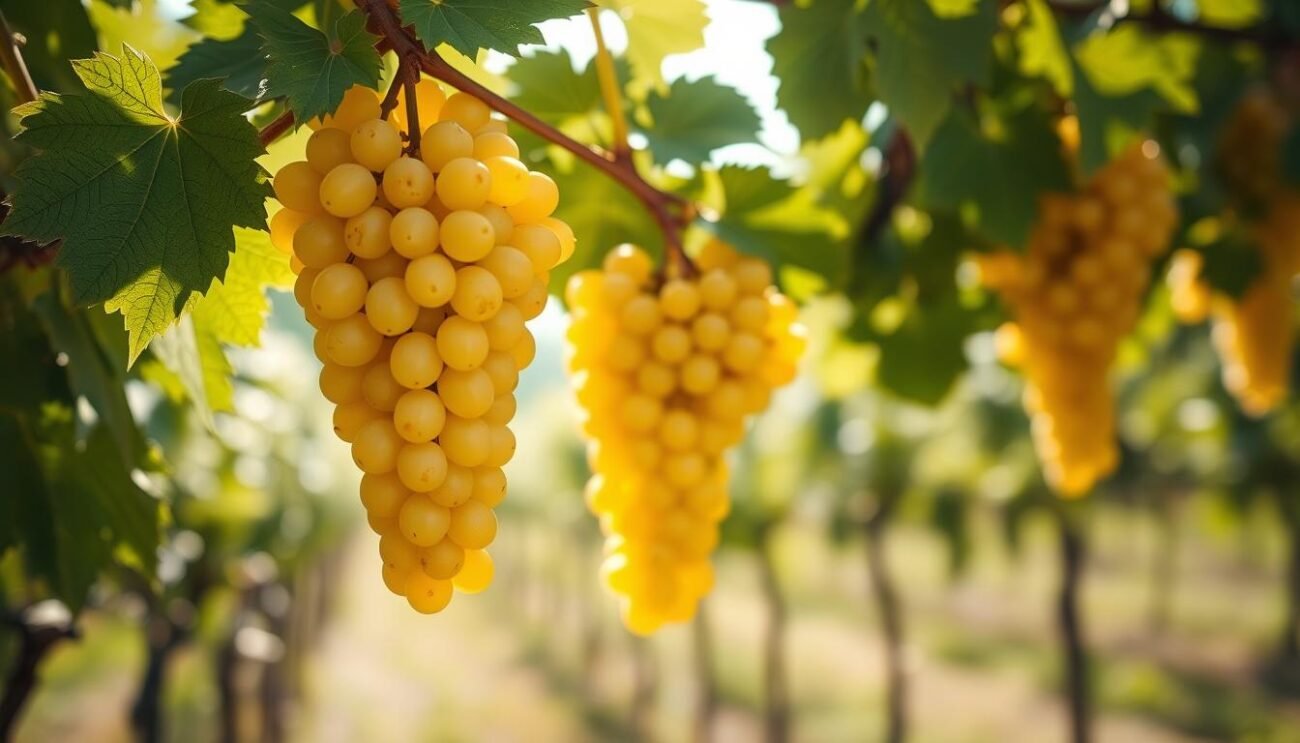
[587,8,631,160]
[0,9,36,105]
[355,0,696,270]
[378,61,407,120]
[258,110,296,147]
[402,73,421,155]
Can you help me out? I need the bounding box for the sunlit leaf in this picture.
[2,46,270,361]
[596,0,707,85]
[1016,0,1073,96]
[642,77,761,166]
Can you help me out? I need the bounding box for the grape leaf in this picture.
[2,46,270,362]
[916,107,1071,248]
[0,277,63,416]
[509,49,605,123]
[182,0,250,37]
[706,165,847,284]
[253,5,381,124]
[766,0,870,142]
[1073,25,1199,111]
[1071,59,1167,175]
[874,298,971,406]
[1016,0,1073,97]
[0,408,162,611]
[193,227,294,347]
[150,228,293,423]
[1069,24,1199,172]
[1195,0,1263,29]
[862,0,998,150]
[642,77,760,167]
[89,0,202,75]
[595,0,707,85]
[399,0,590,58]
[149,313,227,425]
[716,164,793,214]
[32,287,142,467]
[166,28,269,104]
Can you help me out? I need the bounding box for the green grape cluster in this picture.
[1168,91,1300,416]
[564,241,805,634]
[269,82,574,613]
[978,143,1176,496]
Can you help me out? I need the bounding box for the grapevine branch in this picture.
[354,0,693,261]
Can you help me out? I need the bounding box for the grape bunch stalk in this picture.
[269,81,575,613]
[1167,91,1300,416]
[977,143,1177,496]
[564,241,805,634]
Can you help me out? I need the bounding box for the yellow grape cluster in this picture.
[268,82,575,613]
[1167,92,1300,415]
[563,241,805,634]
[977,144,1177,496]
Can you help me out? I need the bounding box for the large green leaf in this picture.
[862,0,998,150]
[766,0,870,142]
[400,0,589,58]
[642,77,760,166]
[915,107,1071,248]
[166,28,268,104]
[253,5,381,123]
[595,0,707,85]
[3,46,269,362]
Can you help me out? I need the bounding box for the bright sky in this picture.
[532,0,800,162]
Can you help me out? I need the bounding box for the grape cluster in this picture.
[977,144,1176,496]
[564,241,805,634]
[1167,92,1300,415]
[269,82,574,613]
